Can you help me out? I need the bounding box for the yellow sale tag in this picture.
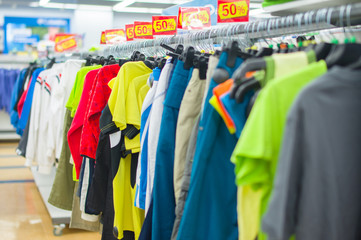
[153,17,177,34]
[218,1,249,20]
[134,21,153,39]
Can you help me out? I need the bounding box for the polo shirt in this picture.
[232,61,327,240]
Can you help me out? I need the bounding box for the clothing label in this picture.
[104,29,126,44]
[126,24,134,41]
[100,31,106,44]
[55,36,77,52]
[217,0,249,23]
[134,21,153,39]
[178,7,211,30]
[152,16,177,35]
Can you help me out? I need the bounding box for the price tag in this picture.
[100,31,106,44]
[104,29,126,44]
[126,24,134,41]
[134,21,153,39]
[55,36,77,52]
[217,0,250,23]
[152,16,177,36]
[54,33,76,44]
[178,7,211,30]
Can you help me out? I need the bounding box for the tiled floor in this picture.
[0,141,101,240]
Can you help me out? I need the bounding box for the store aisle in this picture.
[0,141,100,240]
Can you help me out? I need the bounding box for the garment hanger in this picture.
[193,56,208,80]
[46,57,56,69]
[234,77,261,103]
[181,46,196,70]
[246,89,260,118]
[325,6,361,68]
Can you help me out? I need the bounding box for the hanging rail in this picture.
[104,2,361,56]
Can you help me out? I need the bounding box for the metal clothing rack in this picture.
[104,2,361,57]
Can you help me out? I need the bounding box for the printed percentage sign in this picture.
[238,4,245,15]
[199,12,206,23]
[169,20,175,30]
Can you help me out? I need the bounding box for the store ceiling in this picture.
[0,0,264,13]
[0,0,183,9]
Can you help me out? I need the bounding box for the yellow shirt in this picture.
[108,61,152,130]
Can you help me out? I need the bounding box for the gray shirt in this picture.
[262,66,361,240]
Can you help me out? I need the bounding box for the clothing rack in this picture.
[105,2,361,57]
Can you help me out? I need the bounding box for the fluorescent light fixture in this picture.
[113,7,162,14]
[113,0,136,11]
[39,0,49,6]
[77,4,112,11]
[30,2,112,11]
[134,0,191,3]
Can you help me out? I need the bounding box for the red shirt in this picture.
[80,64,121,159]
[68,68,101,179]
[17,76,32,117]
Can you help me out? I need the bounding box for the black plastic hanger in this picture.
[193,56,208,80]
[46,58,56,69]
[181,46,195,70]
[84,55,92,66]
[325,43,361,68]
[230,57,266,99]
[346,56,361,70]
[234,77,261,103]
[313,42,333,61]
[255,47,273,57]
[246,89,260,118]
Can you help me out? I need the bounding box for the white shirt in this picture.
[145,59,173,212]
[47,59,85,160]
[25,68,52,167]
[134,76,159,209]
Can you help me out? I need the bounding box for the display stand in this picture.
[31,166,71,236]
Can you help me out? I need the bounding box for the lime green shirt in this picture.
[232,60,327,240]
[262,0,295,8]
[65,65,102,117]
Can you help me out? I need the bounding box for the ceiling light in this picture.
[113,7,162,14]
[30,2,112,11]
[39,0,49,6]
[113,0,136,11]
[134,0,191,4]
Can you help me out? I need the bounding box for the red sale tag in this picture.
[55,36,77,52]
[104,29,126,44]
[54,33,76,44]
[134,21,153,39]
[152,16,177,36]
[217,0,250,23]
[126,24,134,41]
[100,31,106,44]
[178,7,211,30]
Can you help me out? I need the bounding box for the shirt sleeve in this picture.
[262,101,304,240]
[25,75,43,165]
[231,87,275,188]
